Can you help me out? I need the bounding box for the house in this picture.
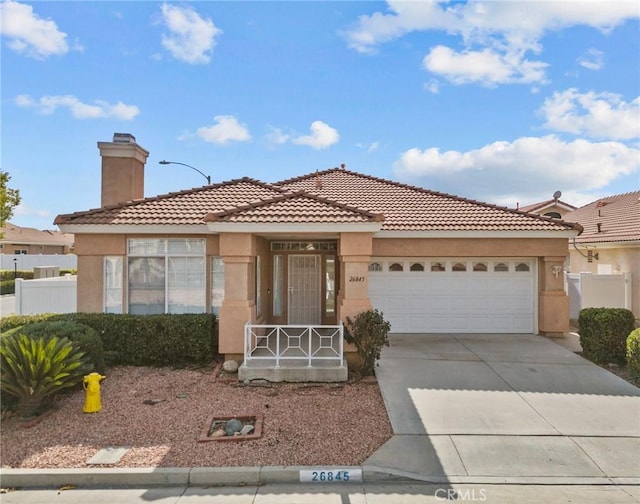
[563,191,640,319]
[55,134,581,380]
[518,194,577,220]
[0,222,74,255]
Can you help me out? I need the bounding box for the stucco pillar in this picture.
[338,233,373,323]
[218,233,255,359]
[538,256,570,335]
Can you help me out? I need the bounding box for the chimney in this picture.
[98,133,149,207]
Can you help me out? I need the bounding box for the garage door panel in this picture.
[369,258,535,334]
[386,296,408,311]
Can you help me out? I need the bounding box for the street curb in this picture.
[0,466,364,489]
[2,466,638,489]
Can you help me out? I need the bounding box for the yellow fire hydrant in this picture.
[83,373,106,413]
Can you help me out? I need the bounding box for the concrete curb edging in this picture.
[2,466,637,489]
[0,466,366,489]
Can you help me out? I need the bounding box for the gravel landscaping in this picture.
[0,365,393,468]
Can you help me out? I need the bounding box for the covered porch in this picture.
[215,230,376,382]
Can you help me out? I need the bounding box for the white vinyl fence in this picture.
[566,272,632,320]
[1,254,77,271]
[14,276,77,315]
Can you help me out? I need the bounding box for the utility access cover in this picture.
[87,446,129,465]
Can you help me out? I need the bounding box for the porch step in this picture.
[238,363,348,383]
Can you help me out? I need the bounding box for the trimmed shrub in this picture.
[578,308,635,365]
[68,313,216,367]
[627,328,640,379]
[0,279,15,295]
[0,270,34,281]
[3,320,106,373]
[0,334,91,418]
[344,309,391,376]
[0,313,216,367]
[1,313,59,333]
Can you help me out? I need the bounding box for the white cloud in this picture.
[0,0,69,59]
[394,135,639,205]
[16,94,140,120]
[293,121,340,150]
[423,45,547,86]
[196,115,251,144]
[265,125,290,145]
[578,48,604,71]
[345,0,638,86]
[160,3,221,64]
[540,89,640,140]
[14,204,50,219]
[356,141,380,153]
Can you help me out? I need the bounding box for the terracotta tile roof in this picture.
[564,191,640,244]
[54,178,287,226]
[55,168,580,233]
[276,168,578,232]
[204,191,383,224]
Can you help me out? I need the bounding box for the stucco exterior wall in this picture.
[75,234,125,312]
[73,231,574,356]
[1,244,70,254]
[372,237,569,257]
[570,246,640,319]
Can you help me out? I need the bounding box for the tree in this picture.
[0,170,21,228]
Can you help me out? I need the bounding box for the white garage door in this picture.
[368,258,535,333]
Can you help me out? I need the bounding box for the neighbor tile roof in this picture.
[276,168,578,232]
[564,191,640,244]
[518,198,577,213]
[55,168,579,233]
[0,222,74,247]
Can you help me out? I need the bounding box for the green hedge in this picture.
[0,270,34,281]
[578,308,636,366]
[0,279,15,295]
[627,329,640,379]
[0,313,216,367]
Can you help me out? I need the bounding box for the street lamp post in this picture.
[159,160,211,185]
[13,257,17,279]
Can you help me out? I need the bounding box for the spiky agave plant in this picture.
[0,334,90,418]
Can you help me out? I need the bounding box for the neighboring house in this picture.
[55,134,580,375]
[518,195,577,220]
[564,191,640,319]
[0,222,74,255]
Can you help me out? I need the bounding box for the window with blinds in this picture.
[127,239,206,314]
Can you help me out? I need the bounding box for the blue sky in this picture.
[2,0,639,230]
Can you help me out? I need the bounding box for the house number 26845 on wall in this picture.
[349,276,365,283]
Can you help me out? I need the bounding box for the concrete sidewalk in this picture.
[366,333,640,485]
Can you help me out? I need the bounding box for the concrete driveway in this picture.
[364,333,640,485]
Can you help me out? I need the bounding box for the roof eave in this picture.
[55,224,212,234]
[376,229,581,239]
[572,238,640,249]
[206,222,383,233]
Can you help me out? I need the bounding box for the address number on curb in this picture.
[299,469,362,483]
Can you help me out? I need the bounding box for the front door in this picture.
[288,254,321,324]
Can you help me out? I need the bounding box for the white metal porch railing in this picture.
[244,322,344,368]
